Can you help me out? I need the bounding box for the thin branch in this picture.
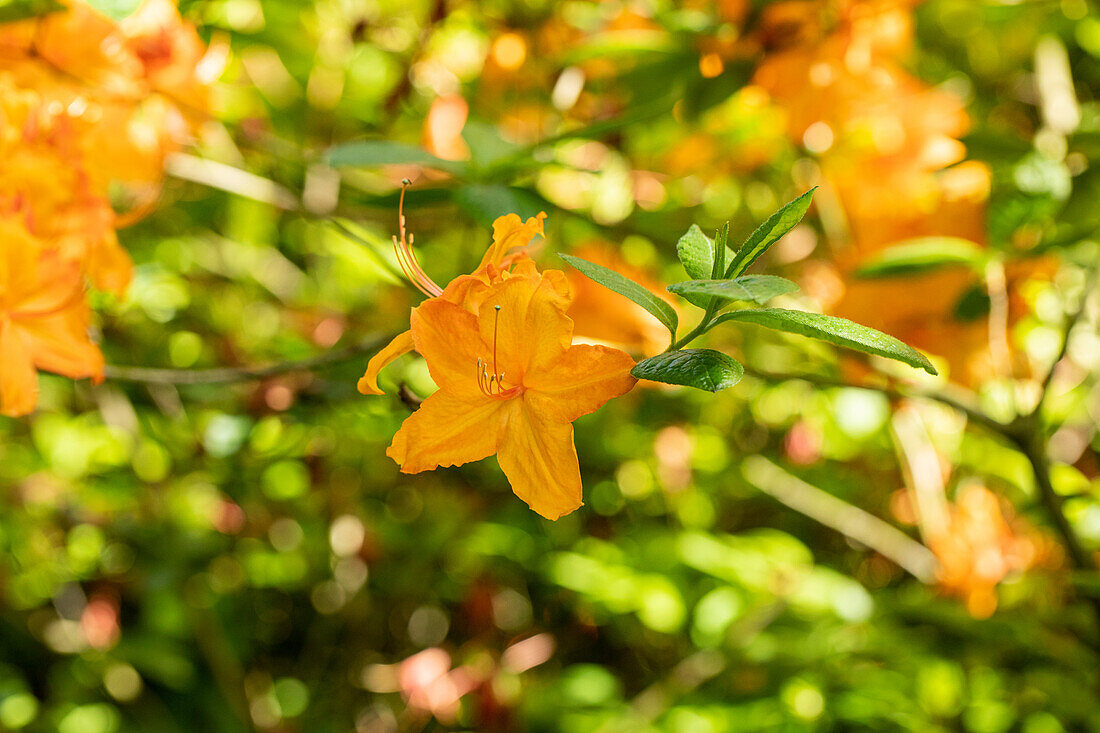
[103,336,390,385]
[1033,264,1098,411]
[743,456,939,582]
[742,366,1011,437]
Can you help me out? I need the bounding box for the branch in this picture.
[742,366,1011,437]
[103,335,391,385]
[743,456,939,583]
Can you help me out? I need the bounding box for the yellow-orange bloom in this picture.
[0,221,104,417]
[387,268,636,519]
[358,210,547,395]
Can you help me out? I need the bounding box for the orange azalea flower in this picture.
[387,267,636,519]
[359,204,636,518]
[924,484,1050,618]
[357,194,547,394]
[0,221,104,417]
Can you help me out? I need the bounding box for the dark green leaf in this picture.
[325,140,467,176]
[455,185,546,227]
[854,238,985,279]
[0,0,64,23]
[726,188,816,278]
[714,308,937,375]
[631,349,744,392]
[668,275,799,305]
[560,254,678,339]
[953,285,991,322]
[676,225,714,308]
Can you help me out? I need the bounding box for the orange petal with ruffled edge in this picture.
[476,272,573,383]
[0,320,39,417]
[524,343,637,424]
[19,311,105,382]
[387,390,506,473]
[358,330,414,396]
[477,212,547,270]
[496,399,583,520]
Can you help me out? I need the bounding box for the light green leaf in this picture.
[0,0,64,22]
[726,188,816,278]
[84,0,139,19]
[677,225,714,281]
[325,140,467,176]
[631,349,744,392]
[560,254,678,339]
[854,237,985,279]
[667,275,799,305]
[714,308,937,375]
[676,225,714,308]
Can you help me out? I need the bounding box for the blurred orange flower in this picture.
[0,224,103,417]
[925,484,1052,618]
[565,243,676,357]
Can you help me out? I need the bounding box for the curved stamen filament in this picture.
[392,180,444,298]
[477,305,506,396]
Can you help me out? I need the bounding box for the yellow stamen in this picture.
[477,305,507,396]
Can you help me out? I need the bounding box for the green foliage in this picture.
[0,0,63,22]
[667,274,800,304]
[325,139,468,176]
[631,349,744,392]
[715,308,939,375]
[560,252,679,339]
[855,237,987,279]
[725,188,817,278]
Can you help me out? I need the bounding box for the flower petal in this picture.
[387,390,505,473]
[0,320,39,417]
[477,272,573,383]
[496,400,583,520]
[18,311,105,382]
[524,343,637,423]
[411,299,484,398]
[358,330,414,396]
[478,212,547,270]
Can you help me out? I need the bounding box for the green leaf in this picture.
[714,308,937,375]
[726,188,816,278]
[668,275,799,305]
[560,253,678,339]
[631,349,744,392]
[854,237,985,279]
[324,140,467,176]
[84,0,141,20]
[953,284,991,322]
[712,222,729,279]
[676,225,714,281]
[455,185,546,227]
[676,225,714,308]
[0,0,64,23]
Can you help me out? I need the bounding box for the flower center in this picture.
[476,305,511,397]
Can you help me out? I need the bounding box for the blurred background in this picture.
[2,0,1100,730]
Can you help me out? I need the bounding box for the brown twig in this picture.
[103,336,391,385]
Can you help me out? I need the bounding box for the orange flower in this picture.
[0,221,104,417]
[358,206,636,518]
[925,484,1048,618]
[358,207,547,395]
[387,266,636,519]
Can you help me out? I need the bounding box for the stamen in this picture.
[391,180,444,298]
[476,305,508,397]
